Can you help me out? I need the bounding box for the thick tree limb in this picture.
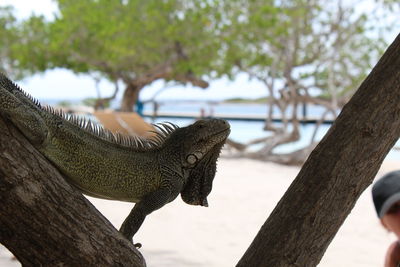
[0,117,145,266]
[237,33,400,266]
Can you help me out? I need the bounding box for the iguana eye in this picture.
[186,154,198,165]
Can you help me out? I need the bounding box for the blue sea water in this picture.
[142,101,336,119]
[143,101,400,160]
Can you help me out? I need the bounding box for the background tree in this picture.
[14,0,223,111]
[220,0,388,164]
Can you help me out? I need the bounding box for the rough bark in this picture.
[237,33,400,266]
[0,117,145,266]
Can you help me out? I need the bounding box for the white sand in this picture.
[1,158,399,266]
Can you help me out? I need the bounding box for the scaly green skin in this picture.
[0,73,230,242]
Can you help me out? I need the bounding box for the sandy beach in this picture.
[1,157,399,267]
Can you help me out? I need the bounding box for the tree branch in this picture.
[0,117,145,266]
[237,33,400,266]
[94,79,120,110]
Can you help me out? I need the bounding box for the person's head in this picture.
[372,171,400,237]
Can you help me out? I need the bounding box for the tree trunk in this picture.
[120,83,142,112]
[119,72,209,112]
[0,117,145,266]
[237,33,400,266]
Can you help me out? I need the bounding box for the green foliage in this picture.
[13,15,52,75]
[224,97,269,104]
[57,100,73,108]
[380,0,400,10]
[81,98,96,108]
[0,6,25,79]
[81,97,110,108]
[19,0,223,82]
[219,0,389,103]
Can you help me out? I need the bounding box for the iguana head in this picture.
[161,119,230,207]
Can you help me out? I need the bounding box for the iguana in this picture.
[0,73,230,244]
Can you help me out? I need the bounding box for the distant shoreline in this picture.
[223,97,269,104]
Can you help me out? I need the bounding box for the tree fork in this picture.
[0,118,145,266]
[237,33,400,266]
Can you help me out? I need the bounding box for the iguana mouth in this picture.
[217,127,231,136]
[209,125,231,144]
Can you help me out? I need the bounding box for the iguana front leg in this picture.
[119,182,181,243]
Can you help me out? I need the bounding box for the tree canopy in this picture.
[11,0,226,111]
